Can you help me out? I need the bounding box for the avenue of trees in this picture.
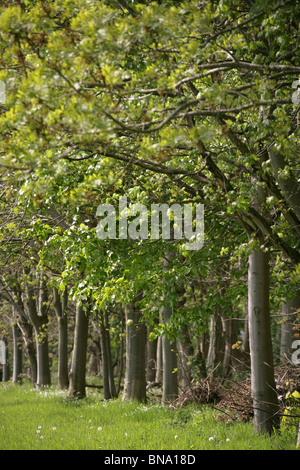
[0,0,300,438]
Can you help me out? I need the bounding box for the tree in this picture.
[68,304,89,398]
[53,286,69,389]
[122,295,146,402]
[0,0,299,436]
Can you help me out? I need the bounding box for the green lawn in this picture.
[0,382,298,450]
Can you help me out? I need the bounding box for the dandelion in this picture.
[36,429,41,434]
[124,432,128,436]
[98,427,102,431]
[40,436,44,439]
[174,435,178,439]
[226,438,230,442]
[208,436,214,441]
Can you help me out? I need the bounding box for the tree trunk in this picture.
[161,303,178,404]
[2,338,9,382]
[53,287,69,389]
[248,249,280,434]
[99,313,110,400]
[146,325,157,383]
[69,304,89,398]
[207,308,224,374]
[178,325,193,390]
[280,296,300,365]
[36,334,51,387]
[99,310,117,399]
[17,318,37,385]
[155,336,163,384]
[104,310,117,398]
[122,300,146,402]
[24,273,51,387]
[12,322,23,383]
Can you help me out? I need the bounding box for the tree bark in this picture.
[248,249,280,434]
[280,296,300,365]
[161,303,178,404]
[104,310,117,398]
[155,336,163,384]
[99,313,110,400]
[146,325,157,383]
[99,310,117,399]
[122,300,146,402]
[17,317,37,385]
[207,308,224,374]
[68,304,89,398]
[2,338,9,382]
[53,287,69,389]
[12,322,23,383]
[178,325,193,390]
[24,274,51,387]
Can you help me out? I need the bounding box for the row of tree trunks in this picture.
[2,275,297,438]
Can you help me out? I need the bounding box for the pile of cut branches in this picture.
[176,366,300,423]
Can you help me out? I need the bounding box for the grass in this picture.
[0,382,298,450]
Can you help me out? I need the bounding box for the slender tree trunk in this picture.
[242,300,250,355]
[122,300,146,402]
[195,337,207,379]
[207,308,224,374]
[146,325,157,383]
[58,316,69,388]
[36,335,51,387]
[2,338,9,382]
[161,303,178,404]
[178,325,193,390]
[24,272,51,387]
[69,304,89,398]
[53,287,69,389]
[12,322,23,383]
[36,280,51,387]
[116,305,125,396]
[280,296,300,365]
[104,310,117,398]
[17,319,37,385]
[248,249,280,434]
[155,336,163,384]
[99,313,110,400]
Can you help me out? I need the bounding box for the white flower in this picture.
[36,430,40,434]
[98,427,102,431]
[174,435,178,439]
[226,438,230,442]
[52,427,57,431]
[208,436,214,441]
